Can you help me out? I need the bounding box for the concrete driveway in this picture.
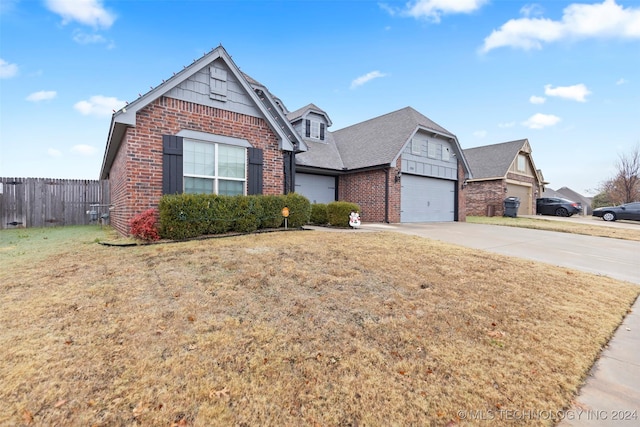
[359,221,639,284]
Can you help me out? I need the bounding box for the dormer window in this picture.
[305,119,325,141]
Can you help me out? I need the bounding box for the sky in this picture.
[1,0,639,196]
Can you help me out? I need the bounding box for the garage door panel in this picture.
[506,184,531,215]
[401,175,455,222]
[295,173,336,204]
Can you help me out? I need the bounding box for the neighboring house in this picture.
[99,46,306,235]
[291,104,472,222]
[544,187,592,214]
[463,139,545,216]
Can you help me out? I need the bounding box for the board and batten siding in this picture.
[166,58,261,118]
[0,178,110,229]
[401,134,457,181]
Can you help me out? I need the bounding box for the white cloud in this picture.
[481,0,640,53]
[529,95,546,104]
[48,148,62,158]
[71,144,97,156]
[72,29,107,44]
[544,83,591,102]
[522,113,561,129]
[350,71,387,89]
[498,121,516,128]
[45,0,116,28]
[520,4,544,18]
[26,90,57,102]
[0,58,18,78]
[473,130,488,138]
[616,78,627,85]
[402,0,489,22]
[74,95,125,117]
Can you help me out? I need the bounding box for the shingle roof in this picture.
[463,139,528,180]
[295,131,345,170]
[332,106,455,170]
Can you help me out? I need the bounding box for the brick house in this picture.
[100,45,472,235]
[463,139,545,216]
[99,46,306,235]
[290,104,471,222]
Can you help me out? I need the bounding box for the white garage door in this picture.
[401,175,455,222]
[295,173,336,204]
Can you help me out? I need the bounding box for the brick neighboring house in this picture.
[291,105,472,222]
[99,46,305,235]
[463,139,545,216]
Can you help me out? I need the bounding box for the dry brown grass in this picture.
[467,216,640,241]
[1,226,638,426]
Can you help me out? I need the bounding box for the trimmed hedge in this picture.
[327,201,361,227]
[158,193,311,240]
[310,203,328,225]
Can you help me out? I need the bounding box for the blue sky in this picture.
[1,0,639,196]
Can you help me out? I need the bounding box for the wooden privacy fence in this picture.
[0,178,110,229]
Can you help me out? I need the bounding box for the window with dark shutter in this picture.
[247,147,263,195]
[162,135,183,195]
[305,119,311,138]
[320,123,325,141]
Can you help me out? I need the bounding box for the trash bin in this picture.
[503,197,520,218]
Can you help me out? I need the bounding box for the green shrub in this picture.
[310,203,328,225]
[259,195,286,229]
[284,193,311,228]
[158,193,309,239]
[159,194,208,240]
[327,201,361,227]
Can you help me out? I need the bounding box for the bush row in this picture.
[309,201,361,227]
[158,193,311,240]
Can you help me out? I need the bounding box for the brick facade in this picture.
[465,180,505,217]
[457,162,467,222]
[465,175,541,217]
[338,164,402,223]
[108,96,282,235]
[337,158,466,223]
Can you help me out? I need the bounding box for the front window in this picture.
[517,154,527,172]
[183,139,246,195]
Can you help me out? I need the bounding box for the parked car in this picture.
[536,197,582,217]
[592,202,640,222]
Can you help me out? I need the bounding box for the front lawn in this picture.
[1,226,637,426]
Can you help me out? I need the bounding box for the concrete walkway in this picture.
[305,222,640,424]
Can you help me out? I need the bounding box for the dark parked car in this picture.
[592,202,640,222]
[536,197,582,217]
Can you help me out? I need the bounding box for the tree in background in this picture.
[598,144,640,206]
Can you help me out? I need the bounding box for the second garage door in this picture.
[401,175,455,222]
[294,173,336,204]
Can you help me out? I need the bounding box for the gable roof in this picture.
[463,139,530,180]
[100,45,303,179]
[327,106,470,175]
[286,103,333,127]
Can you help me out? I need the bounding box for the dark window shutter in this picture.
[305,119,311,138]
[162,135,183,195]
[320,123,325,140]
[247,147,263,195]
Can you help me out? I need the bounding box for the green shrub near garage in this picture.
[310,203,328,225]
[327,201,361,227]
